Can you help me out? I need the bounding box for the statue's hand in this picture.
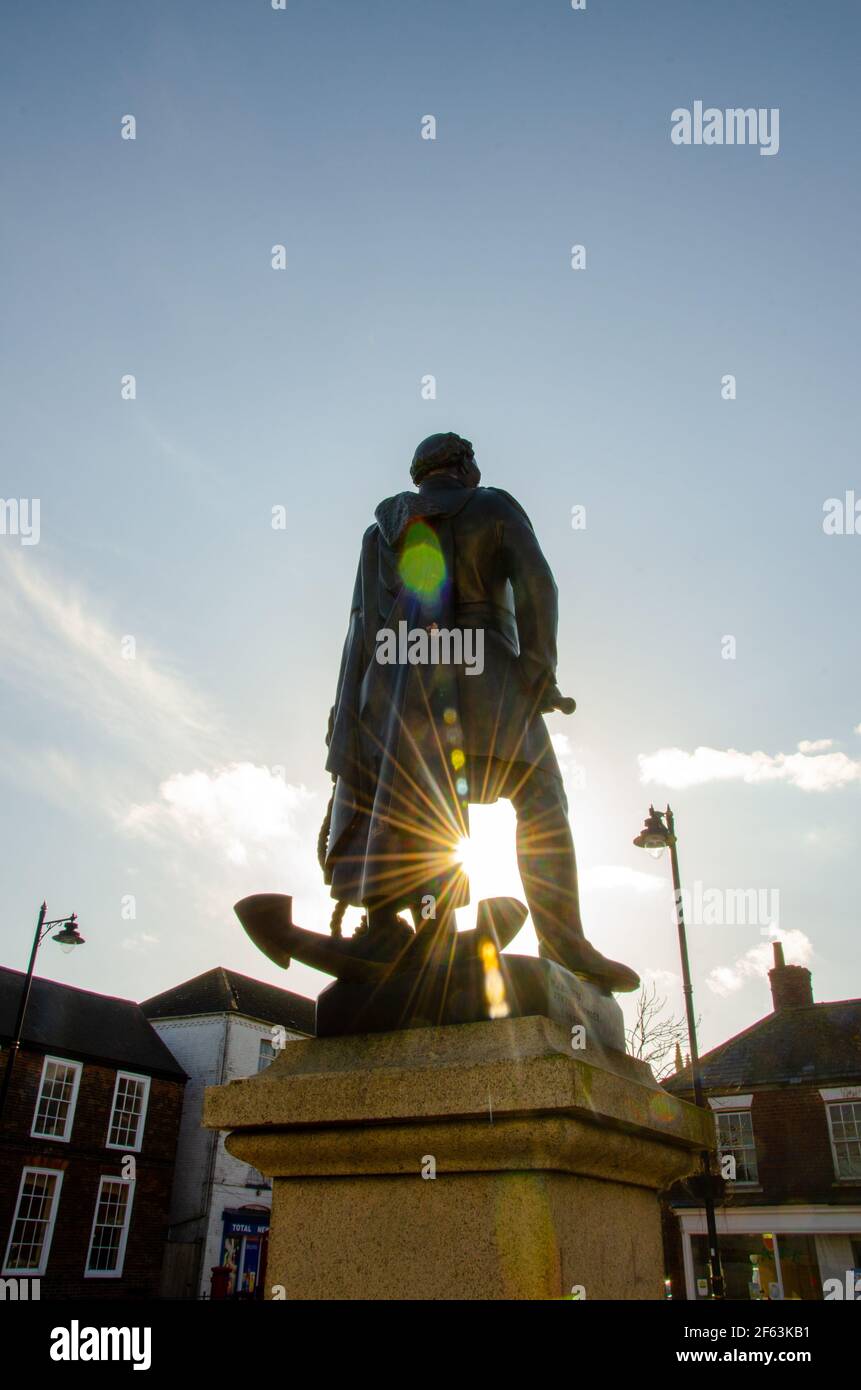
[541,685,576,715]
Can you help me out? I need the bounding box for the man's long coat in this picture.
[324,476,563,911]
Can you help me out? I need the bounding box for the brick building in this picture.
[141,967,314,1299]
[0,968,186,1299]
[663,944,861,1300]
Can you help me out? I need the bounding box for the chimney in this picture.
[768,942,813,1011]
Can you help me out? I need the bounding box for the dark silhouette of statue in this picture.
[235,432,639,1035]
[320,431,638,995]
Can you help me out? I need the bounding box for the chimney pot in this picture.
[768,946,813,1011]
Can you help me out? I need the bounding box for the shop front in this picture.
[218,1206,270,1298]
[675,1204,861,1300]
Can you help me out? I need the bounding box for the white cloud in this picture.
[121,933,160,955]
[582,864,665,894]
[706,928,813,997]
[124,763,314,866]
[550,731,587,790]
[641,967,681,991]
[639,740,861,792]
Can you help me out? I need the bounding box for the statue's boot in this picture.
[538,935,640,993]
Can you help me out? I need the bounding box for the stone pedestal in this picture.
[203,1016,713,1300]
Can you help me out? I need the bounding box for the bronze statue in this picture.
[237,432,639,1036]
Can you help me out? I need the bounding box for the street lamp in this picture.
[0,902,85,1124]
[634,805,725,1300]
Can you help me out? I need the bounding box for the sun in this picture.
[454,802,523,904]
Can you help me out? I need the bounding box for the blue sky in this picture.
[2,0,859,1054]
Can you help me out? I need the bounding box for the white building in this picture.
[142,967,314,1298]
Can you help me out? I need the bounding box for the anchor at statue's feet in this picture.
[235,889,630,1050]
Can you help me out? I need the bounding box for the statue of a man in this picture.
[324,432,639,993]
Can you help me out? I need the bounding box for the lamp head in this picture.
[52,914,85,953]
[633,806,670,859]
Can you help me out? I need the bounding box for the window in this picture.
[2,1168,64,1275]
[85,1177,134,1277]
[825,1101,861,1179]
[257,1038,276,1072]
[31,1056,82,1141]
[106,1072,150,1152]
[714,1109,759,1184]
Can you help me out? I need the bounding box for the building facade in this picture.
[142,967,314,1299]
[663,945,861,1300]
[0,969,186,1300]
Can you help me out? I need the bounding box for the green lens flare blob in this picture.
[399,521,446,598]
[648,1091,678,1126]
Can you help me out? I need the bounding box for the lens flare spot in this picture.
[451,748,465,771]
[648,1091,677,1126]
[480,938,509,1019]
[399,521,446,597]
[443,707,457,725]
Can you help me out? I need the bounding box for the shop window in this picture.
[218,1210,270,1298]
[690,1232,823,1300]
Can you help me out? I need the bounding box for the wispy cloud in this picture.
[121,932,161,955]
[582,865,665,894]
[0,551,221,768]
[706,928,814,997]
[0,553,327,933]
[639,739,861,792]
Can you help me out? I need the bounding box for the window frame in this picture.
[709,1095,759,1186]
[2,1166,64,1276]
[84,1175,135,1279]
[30,1055,83,1143]
[821,1093,861,1181]
[105,1071,151,1153]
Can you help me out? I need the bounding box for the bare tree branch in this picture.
[626,981,693,1081]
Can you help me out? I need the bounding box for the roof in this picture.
[140,967,315,1035]
[665,998,861,1095]
[0,968,187,1080]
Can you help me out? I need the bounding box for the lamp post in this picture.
[634,805,725,1300]
[0,902,85,1125]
